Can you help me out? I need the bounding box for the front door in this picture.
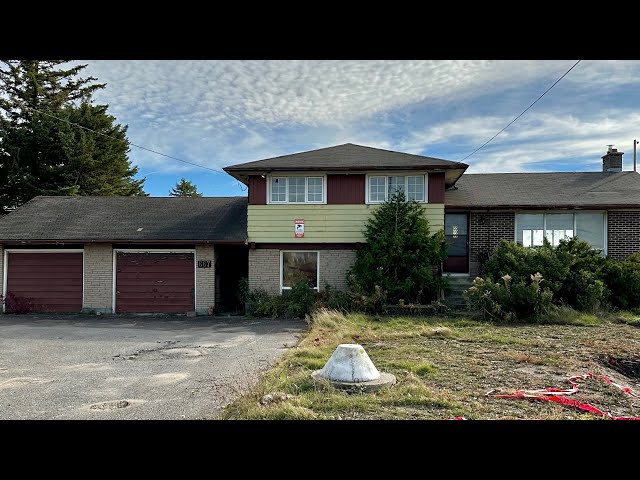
[443,213,469,273]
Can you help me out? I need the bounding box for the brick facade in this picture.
[248,249,280,294]
[607,211,640,261]
[319,250,356,290]
[469,212,515,277]
[83,243,113,313]
[196,244,215,315]
[248,248,356,294]
[0,245,3,300]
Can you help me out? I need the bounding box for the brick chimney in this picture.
[602,145,623,172]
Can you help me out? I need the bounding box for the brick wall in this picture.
[608,211,640,261]
[0,245,3,300]
[248,248,357,294]
[249,249,280,294]
[196,244,215,315]
[320,250,356,290]
[469,212,515,277]
[83,243,113,313]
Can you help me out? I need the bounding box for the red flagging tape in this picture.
[489,372,640,420]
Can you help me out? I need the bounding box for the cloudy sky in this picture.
[77,60,640,197]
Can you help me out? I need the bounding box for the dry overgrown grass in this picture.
[219,308,640,420]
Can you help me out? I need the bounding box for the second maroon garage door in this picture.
[115,252,195,314]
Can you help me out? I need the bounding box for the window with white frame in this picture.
[516,212,606,252]
[270,176,324,203]
[281,251,319,290]
[368,175,426,203]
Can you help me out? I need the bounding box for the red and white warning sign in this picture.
[294,219,304,238]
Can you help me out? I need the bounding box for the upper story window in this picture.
[269,176,325,204]
[516,211,606,253]
[367,174,426,203]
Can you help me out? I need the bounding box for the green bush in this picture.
[602,252,640,310]
[284,281,315,318]
[244,288,289,317]
[349,283,389,314]
[313,285,355,312]
[348,190,448,304]
[465,273,553,322]
[484,238,607,312]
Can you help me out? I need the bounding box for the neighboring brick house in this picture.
[445,147,640,277]
[2,143,640,314]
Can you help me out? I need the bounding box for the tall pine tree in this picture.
[0,60,146,213]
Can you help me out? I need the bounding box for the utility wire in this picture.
[19,103,226,175]
[459,60,582,162]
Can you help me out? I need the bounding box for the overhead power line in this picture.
[19,103,225,174]
[459,60,582,162]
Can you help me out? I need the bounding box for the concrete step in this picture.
[443,275,473,310]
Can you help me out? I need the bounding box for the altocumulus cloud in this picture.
[73,60,640,176]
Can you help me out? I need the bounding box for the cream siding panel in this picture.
[248,204,444,243]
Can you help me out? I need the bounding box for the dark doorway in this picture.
[443,213,469,273]
[215,244,248,314]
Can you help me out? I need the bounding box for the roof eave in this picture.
[0,239,247,245]
[443,203,640,210]
[224,164,469,186]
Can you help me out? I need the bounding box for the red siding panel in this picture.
[327,174,365,204]
[6,252,83,313]
[116,252,195,313]
[248,176,266,205]
[428,173,445,203]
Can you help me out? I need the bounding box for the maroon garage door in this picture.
[115,252,195,313]
[5,252,83,313]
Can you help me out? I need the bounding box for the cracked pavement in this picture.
[0,315,304,419]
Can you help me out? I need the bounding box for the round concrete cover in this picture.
[318,344,381,382]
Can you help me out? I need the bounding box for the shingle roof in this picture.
[0,196,248,243]
[445,172,640,209]
[224,143,468,186]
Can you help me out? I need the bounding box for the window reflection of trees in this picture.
[282,252,318,288]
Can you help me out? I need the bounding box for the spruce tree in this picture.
[170,178,202,197]
[0,60,146,213]
[349,190,448,303]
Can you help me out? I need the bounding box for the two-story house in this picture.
[223,143,467,295]
[2,143,640,315]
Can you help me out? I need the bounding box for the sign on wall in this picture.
[197,260,212,268]
[294,219,305,238]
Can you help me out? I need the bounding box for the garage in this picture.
[4,250,83,313]
[115,251,195,314]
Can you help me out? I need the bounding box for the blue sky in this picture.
[76,60,640,197]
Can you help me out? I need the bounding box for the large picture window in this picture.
[516,212,606,252]
[367,175,426,203]
[281,251,319,290]
[270,176,325,204]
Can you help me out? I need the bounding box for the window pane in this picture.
[288,177,305,202]
[407,175,424,201]
[545,213,574,246]
[369,176,386,202]
[576,213,605,251]
[271,177,287,202]
[445,235,467,256]
[517,214,544,247]
[282,252,318,288]
[307,177,323,202]
[388,176,405,198]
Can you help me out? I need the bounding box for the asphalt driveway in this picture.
[0,315,304,420]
